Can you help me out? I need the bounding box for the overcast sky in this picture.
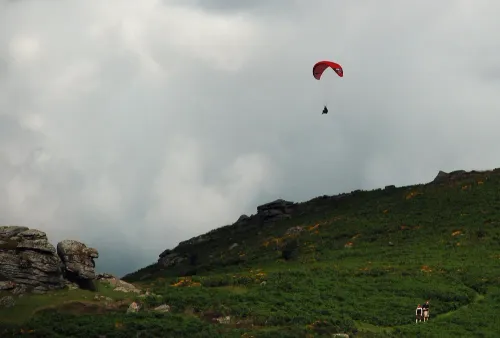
[1,0,500,277]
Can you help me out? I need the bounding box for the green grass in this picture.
[1,169,500,337]
[0,281,132,324]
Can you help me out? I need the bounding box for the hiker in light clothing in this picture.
[415,304,423,323]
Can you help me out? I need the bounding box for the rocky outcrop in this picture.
[234,214,250,226]
[57,240,98,279]
[431,169,490,184]
[0,225,99,294]
[256,199,295,223]
[57,240,98,290]
[432,170,465,183]
[96,273,141,294]
[154,199,297,269]
[158,249,187,267]
[0,226,65,294]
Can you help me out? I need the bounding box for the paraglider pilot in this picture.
[322,106,328,114]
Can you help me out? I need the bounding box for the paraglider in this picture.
[312,60,343,115]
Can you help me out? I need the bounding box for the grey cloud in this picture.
[169,0,294,14]
[1,1,500,277]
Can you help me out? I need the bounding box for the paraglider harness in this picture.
[322,106,328,114]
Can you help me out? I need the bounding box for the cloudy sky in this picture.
[1,0,499,276]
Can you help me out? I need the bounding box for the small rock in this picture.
[215,315,230,324]
[0,296,16,308]
[127,301,140,314]
[0,281,16,290]
[96,273,115,279]
[285,226,304,236]
[66,283,79,290]
[154,304,170,313]
[32,286,47,294]
[114,287,130,293]
[12,285,27,295]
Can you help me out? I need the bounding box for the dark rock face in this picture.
[256,199,295,224]
[235,214,250,226]
[157,250,187,268]
[0,226,65,294]
[431,169,490,184]
[57,240,99,291]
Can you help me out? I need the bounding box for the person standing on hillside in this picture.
[422,300,430,321]
[415,304,423,323]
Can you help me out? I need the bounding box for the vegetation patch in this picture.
[2,169,500,337]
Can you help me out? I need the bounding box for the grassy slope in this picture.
[1,169,500,337]
[0,281,133,324]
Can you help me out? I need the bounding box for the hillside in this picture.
[1,168,500,337]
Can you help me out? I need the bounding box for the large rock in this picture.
[57,240,98,289]
[0,226,65,294]
[157,250,187,267]
[432,169,489,184]
[96,273,141,294]
[234,214,250,226]
[256,199,295,223]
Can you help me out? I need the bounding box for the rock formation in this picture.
[0,226,65,294]
[234,214,250,226]
[0,225,99,294]
[154,199,297,269]
[256,199,295,223]
[96,273,141,293]
[57,240,99,290]
[431,169,491,184]
[158,249,187,267]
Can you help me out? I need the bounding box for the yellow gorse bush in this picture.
[171,276,201,287]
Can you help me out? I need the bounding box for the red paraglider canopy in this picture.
[312,60,343,80]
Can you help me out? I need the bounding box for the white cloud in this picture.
[8,34,41,64]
